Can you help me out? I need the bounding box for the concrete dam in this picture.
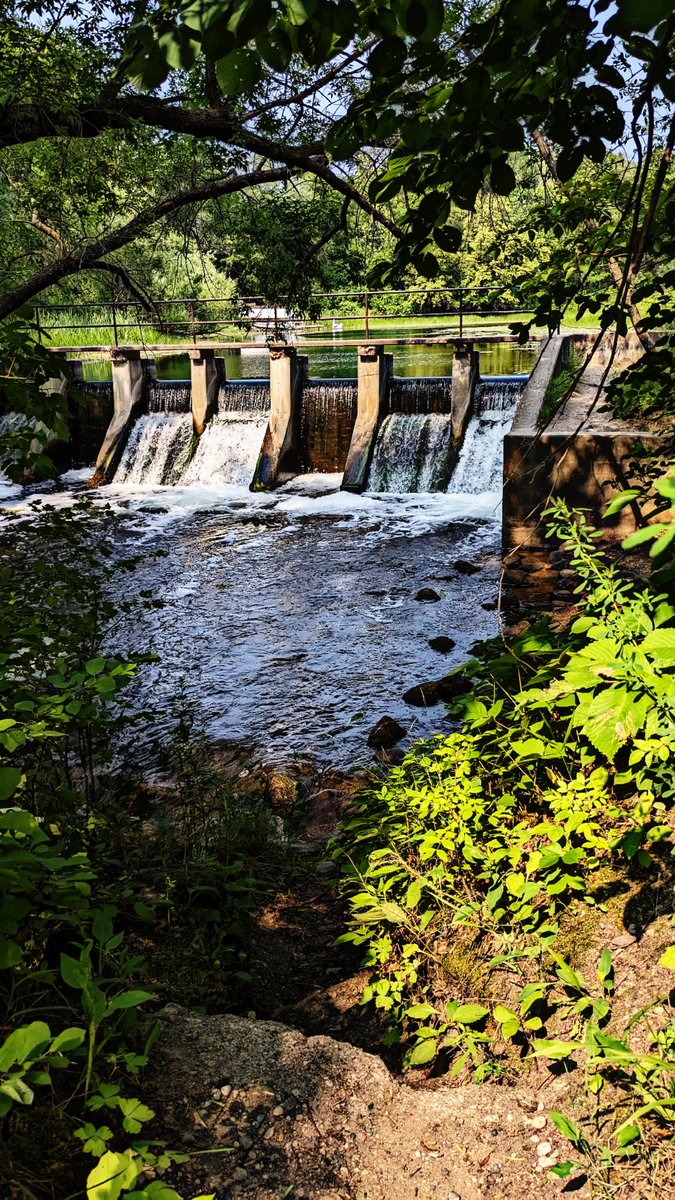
[65,344,527,496]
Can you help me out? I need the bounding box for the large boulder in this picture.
[367,716,407,748]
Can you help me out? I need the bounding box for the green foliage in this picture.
[336,485,675,1090]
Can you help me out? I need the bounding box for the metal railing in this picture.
[35,285,532,347]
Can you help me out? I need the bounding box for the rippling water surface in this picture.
[2,476,504,769]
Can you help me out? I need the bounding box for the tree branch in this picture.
[0,167,291,321]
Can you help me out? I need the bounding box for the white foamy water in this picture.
[448,379,522,496]
[180,415,267,487]
[368,413,455,492]
[114,412,194,486]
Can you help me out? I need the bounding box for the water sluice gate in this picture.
[13,344,528,494]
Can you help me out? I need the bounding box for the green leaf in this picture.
[452,1004,488,1025]
[549,1111,583,1145]
[532,1039,580,1060]
[549,1161,581,1179]
[0,936,22,968]
[493,1004,518,1025]
[641,628,675,662]
[106,990,154,1016]
[85,658,106,676]
[0,766,21,802]
[215,48,262,96]
[407,1037,438,1066]
[86,1150,140,1200]
[616,1123,640,1147]
[60,952,89,991]
[659,945,675,970]
[0,1021,51,1072]
[405,1002,436,1019]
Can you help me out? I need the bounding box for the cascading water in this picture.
[300,379,357,472]
[367,412,456,492]
[147,380,191,413]
[367,374,525,495]
[179,383,269,487]
[447,376,523,496]
[388,376,453,415]
[218,380,270,414]
[114,412,194,485]
[180,414,267,487]
[111,378,270,488]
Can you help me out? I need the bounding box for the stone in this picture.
[315,860,337,877]
[428,636,456,654]
[453,559,481,575]
[233,1167,248,1182]
[376,746,406,766]
[436,674,472,702]
[402,681,440,707]
[367,716,407,748]
[264,771,298,817]
[415,587,441,602]
[531,1115,547,1130]
[536,1141,552,1157]
[481,601,497,611]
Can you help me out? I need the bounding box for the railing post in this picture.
[190,300,197,344]
[459,287,464,338]
[111,301,118,347]
[364,290,370,339]
[35,306,42,345]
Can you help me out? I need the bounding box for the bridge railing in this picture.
[35,285,532,347]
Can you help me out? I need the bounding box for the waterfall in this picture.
[300,379,357,472]
[147,380,191,413]
[367,413,455,492]
[218,380,270,414]
[180,415,267,487]
[113,412,194,485]
[388,376,453,414]
[447,377,523,496]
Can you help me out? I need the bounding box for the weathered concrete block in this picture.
[252,347,304,489]
[90,349,147,485]
[451,341,479,441]
[342,345,390,493]
[190,348,222,436]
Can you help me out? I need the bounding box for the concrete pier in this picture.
[450,341,479,440]
[341,345,390,492]
[90,349,147,484]
[252,346,305,488]
[190,348,222,436]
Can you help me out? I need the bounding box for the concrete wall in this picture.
[503,333,657,554]
[252,347,304,488]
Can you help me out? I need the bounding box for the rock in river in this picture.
[367,716,407,748]
[415,587,441,602]
[453,559,481,575]
[402,681,440,707]
[428,636,456,654]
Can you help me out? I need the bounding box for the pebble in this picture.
[263,1126,274,1141]
[221,1084,232,1099]
[531,1114,547,1129]
[537,1141,553,1157]
[233,1167,248,1182]
[272,1105,284,1117]
[448,1193,462,1200]
[539,1155,558,1170]
[239,1134,253,1151]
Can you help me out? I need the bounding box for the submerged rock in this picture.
[428,636,456,654]
[453,559,481,575]
[367,716,407,748]
[415,587,441,602]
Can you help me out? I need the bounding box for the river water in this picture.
[2,348,522,771]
